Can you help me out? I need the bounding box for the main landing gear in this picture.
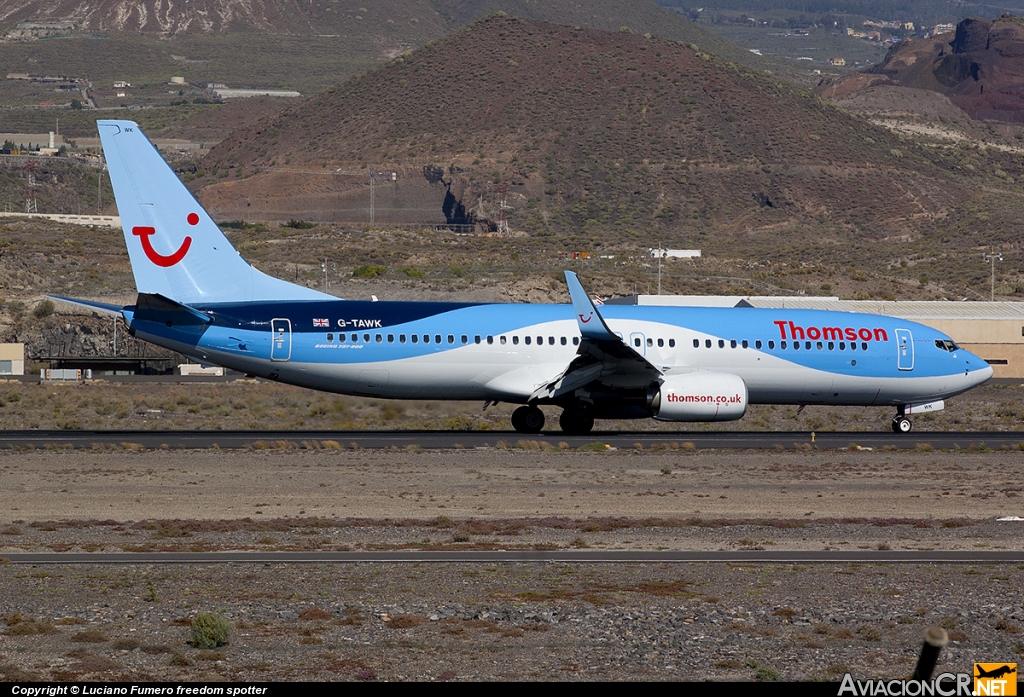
[511,406,545,434]
[559,409,595,435]
[510,406,596,434]
[891,414,913,433]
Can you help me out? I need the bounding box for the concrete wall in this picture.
[0,343,25,375]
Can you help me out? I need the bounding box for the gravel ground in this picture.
[1,446,1023,682]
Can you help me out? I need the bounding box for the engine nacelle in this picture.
[652,372,748,422]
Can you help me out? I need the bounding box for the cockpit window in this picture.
[934,339,959,352]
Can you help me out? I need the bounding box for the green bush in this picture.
[33,299,55,319]
[190,612,231,649]
[352,265,386,279]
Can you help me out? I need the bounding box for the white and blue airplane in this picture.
[54,120,994,434]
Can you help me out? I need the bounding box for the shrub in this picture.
[33,299,55,319]
[190,612,231,648]
[352,265,386,278]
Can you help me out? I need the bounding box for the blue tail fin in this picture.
[98,120,332,304]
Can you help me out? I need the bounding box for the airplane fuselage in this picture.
[124,298,991,410]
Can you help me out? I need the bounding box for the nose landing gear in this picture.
[891,414,912,433]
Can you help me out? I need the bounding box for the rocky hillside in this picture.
[816,14,1024,122]
[194,15,1024,248]
[0,0,754,63]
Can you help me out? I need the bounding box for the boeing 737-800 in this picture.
[52,120,994,434]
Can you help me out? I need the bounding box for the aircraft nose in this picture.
[964,352,994,385]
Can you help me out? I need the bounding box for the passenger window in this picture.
[351,334,358,342]
[400,334,406,343]
[805,341,811,350]
[548,337,554,345]
[647,338,653,347]
[839,341,845,350]
[376,334,382,343]
[755,340,762,349]
[730,340,737,348]
[693,339,699,348]
[742,340,748,349]
[513,336,519,345]
[424,335,431,344]
[850,342,856,351]
[560,336,567,345]
[781,340,787,349]
[525,336,532,345]
[861,342,868,351]
[828,342,834,350]
[474,335,481,344]
[486,336,493,344]
[499,336,506,345]
[705,339,712,348]
[816,341,822,350]
[794,342,800,350]
[668,339,675,347]
[435,335,442,344]
[461,335,467,344]
[572,337,580,345]
[657,338,664,347]
[768,340,774,349]
[537,336,542,345]
[634,337,641,347]
[718,340,725,349]
[447,335,454,344]
[411,335,418,344]
[327,333,333,342]
[388,334,394,343]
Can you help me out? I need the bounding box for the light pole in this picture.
[983,252,1002,301]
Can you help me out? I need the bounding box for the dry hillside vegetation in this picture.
[196,16,1024,252]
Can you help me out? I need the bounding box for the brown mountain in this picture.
[816,14,1024,122]
[0,0,752,63]
[194,15,1010,246]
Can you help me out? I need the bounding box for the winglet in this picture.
[564,271,618,341]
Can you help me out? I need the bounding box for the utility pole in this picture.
[983,252,1002,301]
[496,184,510,236]
[657,245,663,295]
[369,165,375,227]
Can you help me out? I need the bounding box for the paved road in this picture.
[3,550,1023,564]
[0,429,1022,450]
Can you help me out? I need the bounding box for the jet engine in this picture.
[652,372,748,422]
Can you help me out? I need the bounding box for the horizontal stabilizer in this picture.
[48,295,125,317]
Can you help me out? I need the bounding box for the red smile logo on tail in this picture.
[132,213,198,267]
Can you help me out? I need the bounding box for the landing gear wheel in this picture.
[891,416,912,434]
[511,406,545,434]
[559,409,595,435]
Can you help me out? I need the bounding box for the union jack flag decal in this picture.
[313,318,329,327]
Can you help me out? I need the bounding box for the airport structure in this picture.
[0,343,25,375]
[610,296,1024,378]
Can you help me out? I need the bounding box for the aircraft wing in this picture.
[530,272,663,402]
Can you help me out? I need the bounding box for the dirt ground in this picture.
[1,447,1023,526]
[1,447,1023,682]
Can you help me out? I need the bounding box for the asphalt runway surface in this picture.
[2,428,1022,450]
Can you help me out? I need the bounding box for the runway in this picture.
[4,550,1024,564]
[1,428,1022,450]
